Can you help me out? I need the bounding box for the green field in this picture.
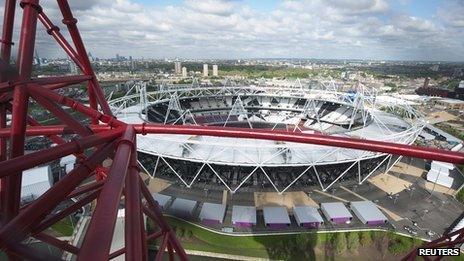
[148,217,425,260]
[50,217,75,237]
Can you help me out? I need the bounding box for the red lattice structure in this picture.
[0,0,463,260]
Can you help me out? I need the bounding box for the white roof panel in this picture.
[199,203,226,222]
[320,202,352,219]
[350,201,387,223]
[293,206,324,223]
[231,205,256,224]
[263,207,291,224]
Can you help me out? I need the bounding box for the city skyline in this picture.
[1,0,463,61]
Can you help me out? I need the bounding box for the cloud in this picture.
[184,0,237,16]
[327,0,389,14]
[394,15,437,33]
[0,0,462,61]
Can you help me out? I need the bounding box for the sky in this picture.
[1,0,463,61]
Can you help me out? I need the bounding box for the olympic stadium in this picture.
[110,81,426,194]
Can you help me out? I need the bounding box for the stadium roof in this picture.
[134,109,412,167]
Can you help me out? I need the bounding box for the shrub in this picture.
[388,235,414,254]
[332,233,347,254]
[176,227,185,238]
[347,232,360,251]
[185,230,193,238]
[359,232,372,246]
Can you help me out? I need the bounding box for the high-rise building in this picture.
[212,64,218,76]
[203,64,208,77]
[182,67,187,77]
[69,61,78,74]
[174,61,182,74]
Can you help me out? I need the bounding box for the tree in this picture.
[185,230,193,239]
[359,232,372,247]
[295,233,318,260]
[176,227,185,238]
[332,233,347,254]
[347,232,360,251]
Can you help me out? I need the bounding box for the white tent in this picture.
[427,161,455,188]
[21,165,53,203]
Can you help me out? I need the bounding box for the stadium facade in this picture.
[110,81,426,194]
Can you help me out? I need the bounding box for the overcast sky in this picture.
[1,0,463,61]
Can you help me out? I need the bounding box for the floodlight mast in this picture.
[0,1,463,260]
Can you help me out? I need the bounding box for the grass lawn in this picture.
[150,217,351,259]
[50,217,75,237]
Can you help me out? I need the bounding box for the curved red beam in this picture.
[3,123,461,164]
[134,124,464,164]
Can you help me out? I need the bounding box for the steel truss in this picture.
[1,1,464,260]
[0,1,186,260]
[115,80,425,194]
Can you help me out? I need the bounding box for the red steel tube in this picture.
[156,234,170,261]
[6,242,62,261]
[56,0,97,114]
[108,231,163,260]
[27,84,124,127]
[78,126,135,260]
[66,180,105,199]
[32,189,101,234]
[33,232,79,254]
[3,78,29,222]
[2,0,39,224]
[141,205,148,261]
[140,176,188,261]
[0,104,6,223]
[0,104,6,161]
[0,0,16,64]
[29,87,93,136]
[124,150,143,261]
[0,140,116,249]
[167,242,174,261]
[0,128,122,177]
[24,115,89,162]
[56,0,112,116]
[135,124,464,164]
[1,123,463,164]
[37,11,85,70]
[0,124,111,137]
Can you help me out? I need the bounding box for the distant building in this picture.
[453,68,463,77]
[430,65,439,72]
[203,64,208,77]
[182,66,187,77]
[69,61,78,74]
[433,98,464,110]
[174,61,182,75]
[212,64,218,76]
[457,81,464,100]
[423,77,430,88]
